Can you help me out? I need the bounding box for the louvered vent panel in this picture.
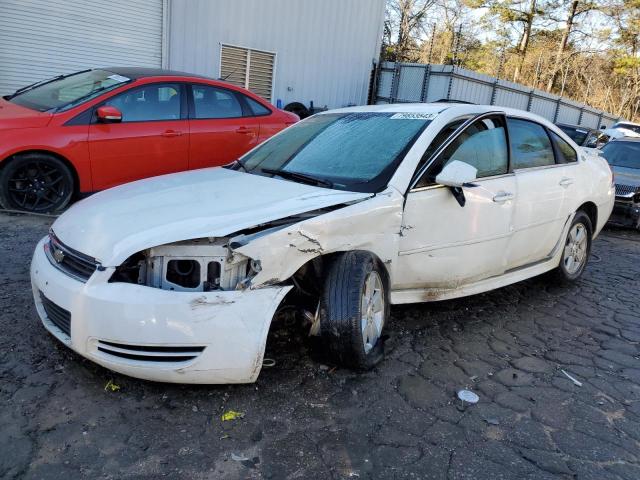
[248,50,275,101]
[220,44,274,103]
[220,45,248,89]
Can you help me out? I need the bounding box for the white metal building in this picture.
[0,0,385,109]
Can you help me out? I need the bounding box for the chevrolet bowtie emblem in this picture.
[52,248,65,263]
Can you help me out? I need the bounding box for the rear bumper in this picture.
[608,199,640,228]
[30,236,291,384]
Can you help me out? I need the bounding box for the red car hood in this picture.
[0,98,52,129]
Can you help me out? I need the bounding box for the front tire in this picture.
[552,211,593,282]
[320,251,389,369]
[0,153,74,213]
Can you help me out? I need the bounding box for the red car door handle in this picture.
[161,130,183,137]
[236,127,253,134]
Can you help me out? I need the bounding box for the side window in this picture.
[244,96,271,116]
[413,117,468,185]
[192,85,243,119]
[104,83,181,122]
[551,131,578,163]
[507,118,555,169]
[416,116,508,188]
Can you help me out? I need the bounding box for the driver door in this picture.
[395,115,517,291]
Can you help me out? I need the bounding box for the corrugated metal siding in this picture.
[376,63,623,128]
[0,0,163,95]
[168,0,385,107]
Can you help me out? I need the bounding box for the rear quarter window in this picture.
[551,131,578,163]
[507,118,555,169]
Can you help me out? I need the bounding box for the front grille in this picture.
[47,233,98,282]
[40,293,71,337]
[96,340,205,363]
[615,184,639,197]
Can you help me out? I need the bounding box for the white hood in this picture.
[52,168,371,266]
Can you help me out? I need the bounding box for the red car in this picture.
[0,68,298,212]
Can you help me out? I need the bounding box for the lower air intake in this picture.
[97,340,205,363]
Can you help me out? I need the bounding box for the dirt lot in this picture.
[1,211,639,479]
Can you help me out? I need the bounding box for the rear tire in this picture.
[551,211,593,283]
[0,153,74,213]
[320,251,389,369]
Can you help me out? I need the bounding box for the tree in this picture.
[466,0,550,82]
[385,0,435,61]
[545,0,599,92]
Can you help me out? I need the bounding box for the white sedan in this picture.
[30,104,615,383]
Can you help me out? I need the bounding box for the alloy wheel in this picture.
[563,222,588,275]
[7,160,68,212]
[360,271,385,354]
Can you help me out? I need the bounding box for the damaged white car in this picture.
[31,104,615,383]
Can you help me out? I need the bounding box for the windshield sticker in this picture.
[108,74,130,83]
[390,112,437,120]
[576,129,588,134]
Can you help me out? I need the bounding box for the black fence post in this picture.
[553,98,562,123]
[577,106,584,126]
[490,49,506,106]
[390,63,401,104]
[526,89,534,112]
[420,64,431,103]
[367,61,380,105]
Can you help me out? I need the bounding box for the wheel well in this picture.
[290,250,392,297]
[577,201,598,230]
[1,150,80,195]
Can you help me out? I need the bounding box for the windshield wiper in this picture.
[5,69,91,100]
[225,159,248,171]
[261,167,334,188]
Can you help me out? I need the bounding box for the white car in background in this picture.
[602,121,640,140]
[30,104,615,384]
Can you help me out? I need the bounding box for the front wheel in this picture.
[320,251,389,369]
[0,153,74,213]
[552,211,593,282]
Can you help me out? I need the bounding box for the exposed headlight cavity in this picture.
[110,238,254,292]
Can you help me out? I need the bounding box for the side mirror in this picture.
[435,160,478,188]
[97,105,122,123]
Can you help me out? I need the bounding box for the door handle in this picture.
[161,130,183,137]
[493,191,515,203]
[559,177,574,187]
[236,126,253,134]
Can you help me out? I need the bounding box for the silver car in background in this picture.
[601,138,640,229]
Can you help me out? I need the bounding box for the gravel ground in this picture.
[0,212,639,480]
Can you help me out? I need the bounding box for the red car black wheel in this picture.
[0,154,74,213]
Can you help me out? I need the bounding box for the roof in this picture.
[610,137,640,143]
[103,67,211,80]
[556,123,596,131]
[323,102,550,121]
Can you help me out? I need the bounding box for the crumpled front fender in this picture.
[235,189,405,288]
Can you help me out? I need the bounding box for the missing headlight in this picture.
[110,239,251,291]
[166,259,201,289]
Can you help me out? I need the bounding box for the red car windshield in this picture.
[7,69,130,112]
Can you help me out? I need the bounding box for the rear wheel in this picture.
[320,251,388,369]
[0,153,74,213]
[551,211,592,282]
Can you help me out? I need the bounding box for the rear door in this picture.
[188,84,261,170]
[505,118,574,268]
[88,82,188,190]
[396,115,517,290]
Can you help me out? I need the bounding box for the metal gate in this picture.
[373,62,622,129]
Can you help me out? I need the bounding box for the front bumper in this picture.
[30,237,291,384]
[608,199,640,228]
